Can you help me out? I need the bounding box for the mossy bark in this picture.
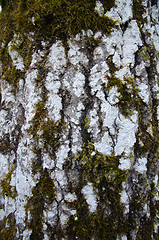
[0,0,159,239]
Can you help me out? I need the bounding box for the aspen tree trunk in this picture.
[0,0,159,239]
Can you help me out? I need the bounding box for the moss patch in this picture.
[29,100,64,167]
[0,47,26,89]
[0,165,17,199]
[132,0,146,25]
[105,74,139,116]
[26,93,64,236]
[104,73,158,158]
[0,0,118,44]
[0,0,118,87]
[78,141,127,187]
[65,141,128,239]
[0,212,17,240]
[25,168,57,240]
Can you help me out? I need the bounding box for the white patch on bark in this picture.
[82,183,97,213]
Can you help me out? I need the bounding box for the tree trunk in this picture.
[0,0,159,239]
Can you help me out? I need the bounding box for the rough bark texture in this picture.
[0,0,159,239]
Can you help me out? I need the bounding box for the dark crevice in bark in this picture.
[80,41,95,143]
[120,20,130,33]
[145,43,158,180]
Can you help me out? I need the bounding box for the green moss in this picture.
[104,73,159,160]
[0,0,118,86]
[0,212,17,240]
[134,128,154,156]
[128,179,158,240]
[84,116,90,130]
[9,35,33,69]
[107,55,118,73]
[66,199,128,239]
[66,194,93,239]
[29,100,64,163]
[0,134,11,154]
[29,112,64,174]
[25,168,56,240]
[66,65,158,238]
[139,46,151,62]
[100,0,117,12]
[29,101,47,137]
[26,96,64,236]
[65,141,129,239]
[105,74,139,117]
[40,118,63,156]
[0,165,17,199]
[132,0,146,25]
[77,141,127,189]
[0,47,25,88]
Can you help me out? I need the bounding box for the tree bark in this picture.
[0,0,159,239]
